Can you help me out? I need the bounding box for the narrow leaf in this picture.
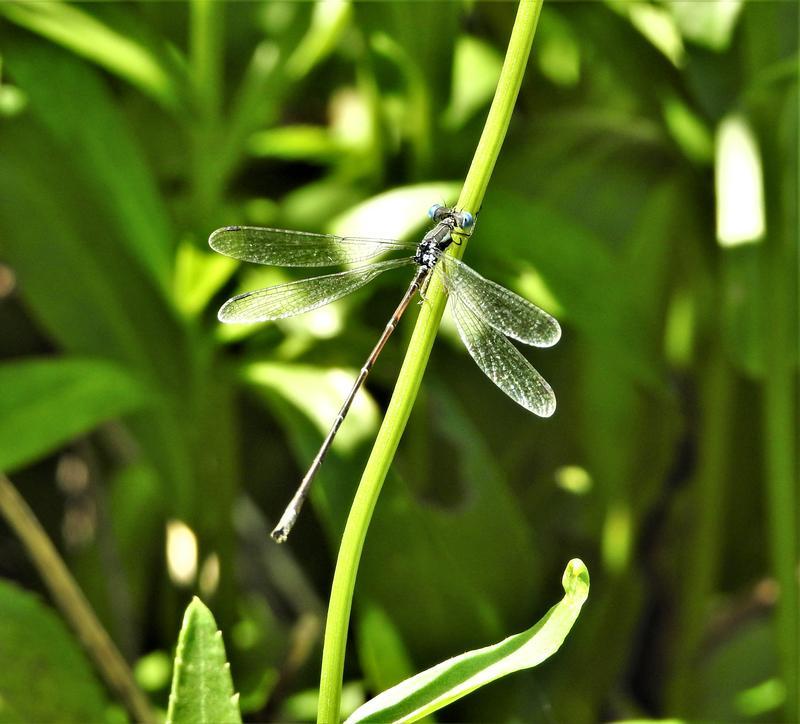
[0,357,152,473]
[1,32,176,289]
[346,559,590,724]
[167,597,241,724]
[0,122,190,390]
[0,1,186,112]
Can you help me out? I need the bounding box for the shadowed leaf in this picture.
[0,357,151,473]
[0,580,110,723]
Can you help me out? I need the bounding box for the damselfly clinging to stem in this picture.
[210,205,561,542]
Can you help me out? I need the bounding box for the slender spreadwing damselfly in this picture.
[210,205,561,542]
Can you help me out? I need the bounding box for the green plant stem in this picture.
[189,0,222,119]
[0,473,154,724]
[317,2,543,721]
[763,137,798,722]
[189,0,224,224]
[666,344,733,713]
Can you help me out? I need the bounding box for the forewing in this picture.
[209,226,415,267]
[440,256,561,347]
[218,257,414,323]
[450,291,556,417]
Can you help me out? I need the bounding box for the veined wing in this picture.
[450,290,556,417]
[439,256,561,347]
[219,257,414,323]
[210,225,416,267]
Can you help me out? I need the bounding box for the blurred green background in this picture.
[0,1,796,722]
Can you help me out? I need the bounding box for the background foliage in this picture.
[0,1,796,722]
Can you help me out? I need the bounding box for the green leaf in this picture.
[356,601,418,696]
[284,0,352,81]
[167,597,241,724]
[0,1,187,112]
[173,241,237,319]
[0,111,196,513]
[0,357,152,473]
[0,127,186,386]
[1,32,175,289]
[330,182,462,242]
[248,125,351,163]
[668,0,744,52]
[442,35,503,130]
[346,559,590,724]
[244,362,381,457]
[0,579,110,723]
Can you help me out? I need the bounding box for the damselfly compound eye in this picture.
[428,203,444,220]
[459,211,475,229]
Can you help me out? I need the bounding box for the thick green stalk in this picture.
[317,2,543,721]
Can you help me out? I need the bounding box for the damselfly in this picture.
[210,205,561,542]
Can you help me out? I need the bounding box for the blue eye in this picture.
[460,211,474,229]
[428,203,443,220]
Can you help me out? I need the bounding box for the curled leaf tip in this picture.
[562,559,590,604]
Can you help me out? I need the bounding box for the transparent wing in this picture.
[449,290,556,417]
[210,225,416,267]
[439,256,561,347]
[218,257,415,323]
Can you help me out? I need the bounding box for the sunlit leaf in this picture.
[715,114,766,247]
[535,8,581,88]
[249,125,351,163]
[668,0,744,52]
[346,559,590,723]
[442,36,503,129]
[244,362,380,455]
[285,0,351,81]
[167,597,241,724]
[0,1,186,111]
[330,182,461,242]
[174,241,237,319]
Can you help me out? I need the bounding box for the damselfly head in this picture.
[428,204,475,231]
